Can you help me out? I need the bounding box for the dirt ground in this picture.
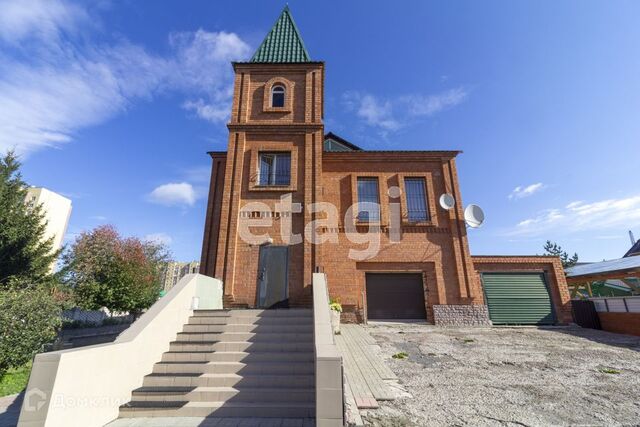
[361,324,640,427]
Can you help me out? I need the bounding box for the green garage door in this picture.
[482,273,555,325]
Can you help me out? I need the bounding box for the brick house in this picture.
[200,7,572,325]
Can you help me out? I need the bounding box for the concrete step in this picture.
[162,350,314,363]
[175,332,313,343]
[131,386,315,403]
[168,341,314,353]
[182,323,313,333]
[152,361,314,375]
[119,400,315,418]
[142,373,315,388]
[188,315,313,325]
[194,309,312,318]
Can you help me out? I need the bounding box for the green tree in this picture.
[0,280,62,380]
[0,151,58,286]
[543,240,579,268]
[62,225,170,317]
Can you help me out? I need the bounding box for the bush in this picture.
[0,283,61,380]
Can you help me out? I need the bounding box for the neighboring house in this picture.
[25,187,72,256]
[200,7,572,326]
[161,261,200,291]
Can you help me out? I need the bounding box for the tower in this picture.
[201,6,323,308]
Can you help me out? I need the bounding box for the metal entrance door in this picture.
[257,246,289,308]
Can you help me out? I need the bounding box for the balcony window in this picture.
[404,177,429,222]
[357,177,380,222]
[259,152,291,186]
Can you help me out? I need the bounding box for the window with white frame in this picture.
[259,152,291,186]
[271,85,285,108]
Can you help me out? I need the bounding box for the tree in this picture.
[543,240,579,268]
[0,280,62,380]
[0,151,58,286]
[62,225,170,316]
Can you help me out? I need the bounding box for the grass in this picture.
[392,352,409,360]
[600,367,621,375]
[0,363,31,397]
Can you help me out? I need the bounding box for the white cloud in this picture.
[182,99,229,123]
[403,87,468,117]
[508,182,545,200]
[144,232,173,246]
[147,182,197,207]
[342,87,468,133]
[0,1,250,155]
[0,0,88,44]
[508,195,640,236]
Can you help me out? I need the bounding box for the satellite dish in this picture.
[439,193,455,210]
[464,204,485,228]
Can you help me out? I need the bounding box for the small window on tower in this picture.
[271,85,285,108]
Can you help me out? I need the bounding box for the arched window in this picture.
[271,85,285,108]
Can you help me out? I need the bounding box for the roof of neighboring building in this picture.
[324,132,362,151]
[250,6,311,63]
[565,256,640,280]
[624,239,640,257]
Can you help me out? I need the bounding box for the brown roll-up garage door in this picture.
[366,273,426,320]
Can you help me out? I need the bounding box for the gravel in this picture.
[361,324,640,427]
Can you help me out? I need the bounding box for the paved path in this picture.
[335,325,396,409]
[105,418,314,427]
[0,393,22,427]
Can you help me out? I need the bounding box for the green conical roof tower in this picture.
[250,6,311,63]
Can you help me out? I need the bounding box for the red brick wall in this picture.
[472,256,573,325]
[208,63,324,306]
[598,312,640,336]
[200,154,226,277]
[318,152,482,321]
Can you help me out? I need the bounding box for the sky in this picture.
[1,0,639,263]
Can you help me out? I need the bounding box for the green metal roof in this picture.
[250,6,311,63]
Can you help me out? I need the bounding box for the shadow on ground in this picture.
[0,391,23,427]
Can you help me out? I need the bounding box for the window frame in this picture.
[356,177,381,223]
[263,78,294,113]
[403,177,430,223]
[258,151,291,186]
[399,173,436,226]
[271,85,285,108]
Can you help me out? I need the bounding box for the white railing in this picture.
[18,274,223,427]
[590,296,640,313]
[313,272,344,427]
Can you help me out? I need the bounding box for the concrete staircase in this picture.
[119,309,315,419]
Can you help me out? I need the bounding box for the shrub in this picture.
[0,282,61,380]
[329,297,342,313]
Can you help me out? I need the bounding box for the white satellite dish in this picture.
[439,193,455,210]
[464,204,485,228]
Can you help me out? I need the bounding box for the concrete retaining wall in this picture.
[313,273,344,427]
[17,274,223,427]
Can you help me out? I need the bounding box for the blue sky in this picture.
[2,0,639,262]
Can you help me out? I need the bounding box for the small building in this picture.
[25,187,72,255]
[199,7,571,326]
